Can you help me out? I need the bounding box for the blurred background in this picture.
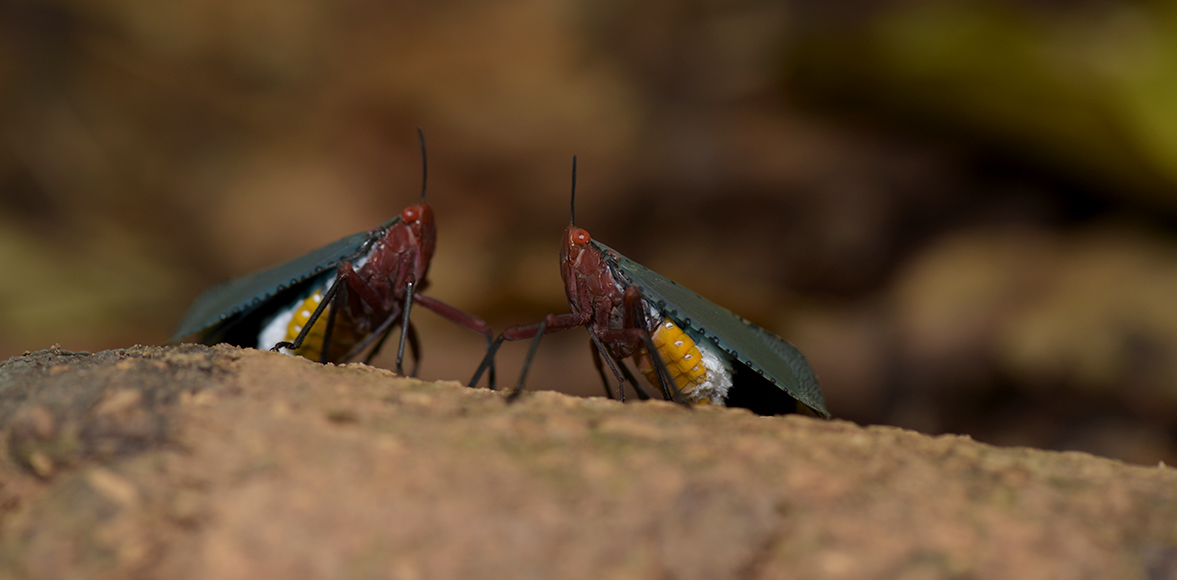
[2,0,1177,465]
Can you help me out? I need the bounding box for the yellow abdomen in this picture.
[635,319,712,403]
[285,291,328,360]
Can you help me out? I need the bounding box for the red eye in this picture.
[572,228,591,244]
[402,205,422,222]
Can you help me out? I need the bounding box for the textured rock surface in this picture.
[1,345,1175,580]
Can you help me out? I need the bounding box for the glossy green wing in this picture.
[593,240,829,418]
[170,216,400,343]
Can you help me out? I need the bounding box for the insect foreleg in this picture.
[414,293,495,388]
[466,311,586,391]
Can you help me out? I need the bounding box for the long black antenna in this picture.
[417,127,427,202]
[570,155,577,225]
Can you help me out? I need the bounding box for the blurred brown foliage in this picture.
[2,0,1177,465]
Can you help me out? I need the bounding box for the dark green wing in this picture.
[593,240,829,418]
[170,216,400,343]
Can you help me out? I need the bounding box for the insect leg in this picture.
[340,313,419,378]
[468,335,506,390]
[588,337,615,400]
[615,358,652,401]
[339,306,398,363]
[319,289,341,363]
[310,261,387,363]
[335,262,385,308]
[467,312,587,392]
[394,279,416,375]
[506,319,548,402]
[414,294,495,388]
[405,322,421,377]
[597,326,689,407]
[588,332,629,402]
[362,321,397,365]
[483,333,495,389]
[273,278,341,355]
[622,287,688,406]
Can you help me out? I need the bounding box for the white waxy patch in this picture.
[258,304,298,355]
[681,331,733,406]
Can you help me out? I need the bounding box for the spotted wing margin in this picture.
[593,240,829,418]
[170,216,401,343]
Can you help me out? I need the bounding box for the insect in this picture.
[468,157,828,417]
[172,129,493,382]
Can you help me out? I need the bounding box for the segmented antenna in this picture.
[570,155,577,225]
[417,127,427,201]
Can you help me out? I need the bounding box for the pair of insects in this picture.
[172,135,828,418]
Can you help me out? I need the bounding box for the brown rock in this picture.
[0,344,1175,579]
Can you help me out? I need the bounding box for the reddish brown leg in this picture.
[335,262,388,315]
[414,293,496,387]
[467,311,587,390]
[414,294,492,335]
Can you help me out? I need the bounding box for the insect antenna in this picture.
[417,127,428,201]
[570,155,577,225]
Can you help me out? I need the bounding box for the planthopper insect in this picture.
[469,157,828,417]
[172,129,493,382]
